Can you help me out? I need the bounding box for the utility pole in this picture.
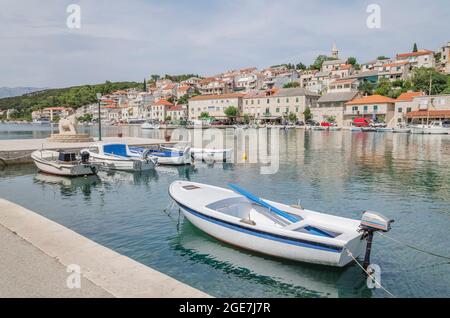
[96,93,102,141]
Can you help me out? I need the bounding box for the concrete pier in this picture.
[0,137,174,166]
[0,198,210,298]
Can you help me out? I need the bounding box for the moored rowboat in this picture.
[169,181,393,267]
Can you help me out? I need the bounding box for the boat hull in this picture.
[178,203,364,267]
[89,155,156,171]
[169,181,367,267]
[31,152,98,176]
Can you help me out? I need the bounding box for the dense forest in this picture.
[0,81,143,120]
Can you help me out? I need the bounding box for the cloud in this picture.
[0,0,449,87]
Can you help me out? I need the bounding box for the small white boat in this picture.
[329,127,342,131]
[160,145,233,162]
[141,122,160,129]
[349,127,362,132]
[361,127,377,132]
[31,150,99,176]
[393,127,411,134]
[376,127,393,133]
[169,181,393,267]
[129,146,192,165]
[81,143,158,171]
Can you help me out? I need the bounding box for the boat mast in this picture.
[427,73,432,125]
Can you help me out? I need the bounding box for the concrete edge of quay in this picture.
[0,198,210,298]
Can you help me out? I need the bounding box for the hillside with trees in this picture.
[0,81,143,120]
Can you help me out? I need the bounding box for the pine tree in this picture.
[143,79,147,92]
[413,43,418,52]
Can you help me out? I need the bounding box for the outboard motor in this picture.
[80,151,90,164]
[359,211,394,269]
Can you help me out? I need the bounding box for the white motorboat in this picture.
[415,121,450,135]
[141,122,160,129]
[160,145,233,162]
[169,181,393,267]
[129,146,192,165]
[31,150,99,176]
[81,143,158,171]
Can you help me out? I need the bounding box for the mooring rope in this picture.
[345,248,396,298]
[377,232,450,261]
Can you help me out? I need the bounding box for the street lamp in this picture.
[96,93,102,141]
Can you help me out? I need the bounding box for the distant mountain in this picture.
[0,87,47,98]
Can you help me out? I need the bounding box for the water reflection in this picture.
[33,173,102,199]
[172,221,370,298]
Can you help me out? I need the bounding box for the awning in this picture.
[406,110,450,119]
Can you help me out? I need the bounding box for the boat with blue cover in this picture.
[81,143,158,171]
[169,181,393,267]
[129,146,192,165]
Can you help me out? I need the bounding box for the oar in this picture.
[228,184,333,238]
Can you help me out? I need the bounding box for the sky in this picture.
[1,0,449,88]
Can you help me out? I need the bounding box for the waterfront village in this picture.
[5,41,450,128]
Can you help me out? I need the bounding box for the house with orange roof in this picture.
[167,104,187,121]
[378,61,412,82]
[345,95,397,126]
[198,77,233,95]
[392,91,424,125]
[151,99,174,122]
[437,41,450,74]
[396,49,435,69]
[188,93,244,120]
[402,94,450,124]
[242,88,320,122]
[176,85,194,99]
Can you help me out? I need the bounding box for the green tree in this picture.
[326,115,336,123]
[310,55,337,70]
[243,114,250,124]
[303,107,312,121]
[177,94,189,105]
[359,81,374,96]
[377,56,390,60]
[412,67,448,95]
[283,82,300,88]
[288,112,297,123]
[165,115,172,121]
[296,63,307,70]
[347,57,357,66]
[224,106,238,117]
[374,78,393,97]
[413,43,418,53]
[200,112,210,119]
[143,79,147,92]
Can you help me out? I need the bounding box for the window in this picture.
[373,105,378,112]
[286,98,289,103]
[285,107,289,113]
[407,107,412,113]
[267,99,270,104]
[296,107,299,112]
[276,108,280,113]
[251,100,254,105]
[364,106,368,112]
[296,97,299,103]
[257,100,260,105]
[277,98,280,103]
[398,107,403,113]
[352,106,358,112]
[246,100,248,105]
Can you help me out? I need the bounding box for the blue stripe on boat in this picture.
[171,197,342,253]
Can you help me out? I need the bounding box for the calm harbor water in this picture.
[0,123,449,298]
